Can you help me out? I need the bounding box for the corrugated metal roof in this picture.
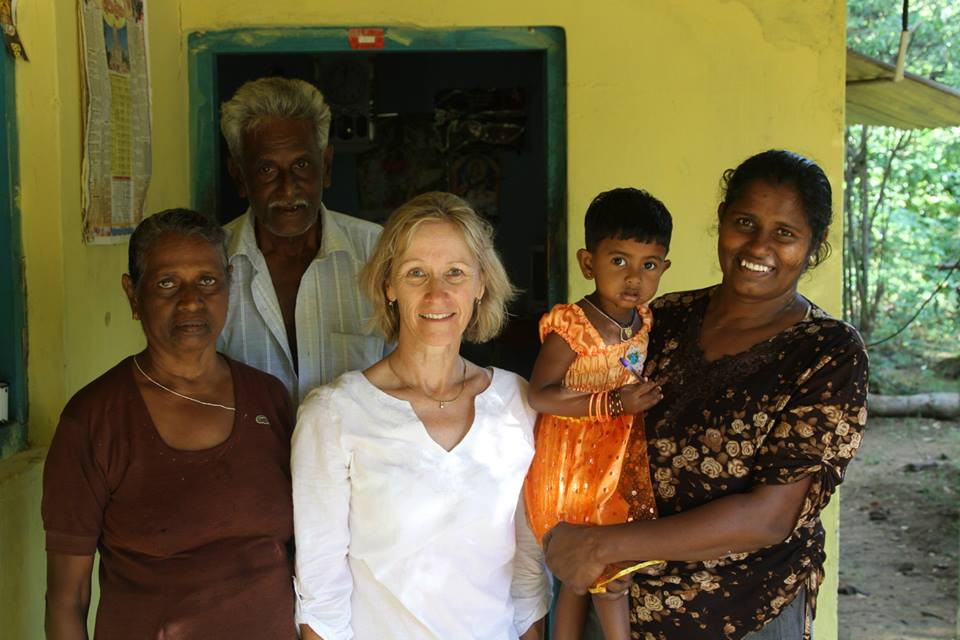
[847,49,960,129]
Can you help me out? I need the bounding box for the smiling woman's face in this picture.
[385,220,485,350]
[122,232,229,357]
[717,179,815,303]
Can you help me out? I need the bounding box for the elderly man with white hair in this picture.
[218,77,386,404]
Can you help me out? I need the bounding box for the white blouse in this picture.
[291,368,551,640]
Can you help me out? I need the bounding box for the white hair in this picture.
[220,77,332,160]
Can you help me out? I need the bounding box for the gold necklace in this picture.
[133,356,236,411]
[582,296,638,341]
[388,357,468,409]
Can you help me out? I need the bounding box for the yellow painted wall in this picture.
[0,448,45,635]
[18,0,186,447]
[0,0,184,636]
[179,0,846,313]
[0,1,846,637]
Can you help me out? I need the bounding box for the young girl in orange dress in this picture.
[525,188,673,640]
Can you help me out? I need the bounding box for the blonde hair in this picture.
[360,192,517,343]
[220,77,332,160]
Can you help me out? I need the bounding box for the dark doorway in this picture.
[190,28,566,378]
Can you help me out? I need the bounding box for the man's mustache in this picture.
[268,199,309,211]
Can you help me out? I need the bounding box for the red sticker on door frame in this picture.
[348,28,385,50]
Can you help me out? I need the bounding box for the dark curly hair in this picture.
[584,187,673,252]
[720,149,832,267]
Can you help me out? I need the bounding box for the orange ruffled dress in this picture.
[524,303,659,585]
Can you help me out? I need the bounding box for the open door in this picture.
[189,27,566,377]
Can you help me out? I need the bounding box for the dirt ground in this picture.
[838,416,959,639]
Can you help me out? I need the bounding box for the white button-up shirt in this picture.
[291,369,551,640]
[219,206,386,405]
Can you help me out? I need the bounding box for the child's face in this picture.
[577,237,670,315]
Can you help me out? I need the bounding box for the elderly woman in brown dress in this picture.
[43,209,296,639]
[544,150,868,640]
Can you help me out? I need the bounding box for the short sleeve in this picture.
[753,325,869,523]
[538,304,589,352]
[267,372,296,441]
[42,411,108,555]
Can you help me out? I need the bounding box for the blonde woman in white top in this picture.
[292,192,551,640]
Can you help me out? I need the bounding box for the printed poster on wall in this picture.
[79,0,151,244]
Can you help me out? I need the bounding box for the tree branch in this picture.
[867,130,912,331]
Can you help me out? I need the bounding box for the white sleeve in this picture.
[292,386,354,640]
[511,496,552,635]
[510,374,552,634]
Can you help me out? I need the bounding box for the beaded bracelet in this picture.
[589,389,625,420]
[608,388,624,417]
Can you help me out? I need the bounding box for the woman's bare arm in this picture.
[45,553,94,640]
[528,333,661,416]
[545,477,813,593]
[300,626,322,639]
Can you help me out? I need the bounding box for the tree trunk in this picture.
[843,129,856,323]
[868,393,960,419]
[857,125,872,341]
[864,131,911,335]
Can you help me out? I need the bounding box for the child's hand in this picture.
[591,574,631,600]
[619,380,662,414]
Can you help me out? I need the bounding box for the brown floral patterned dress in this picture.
[618,287,869,640]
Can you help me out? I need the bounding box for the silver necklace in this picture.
[388,357,468,409]
[581,296,637,341]
[133,356,236,411]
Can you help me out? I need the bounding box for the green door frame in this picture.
[0,50,28,452]
[187,25,567,304]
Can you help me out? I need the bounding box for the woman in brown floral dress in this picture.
[543,150,868,640]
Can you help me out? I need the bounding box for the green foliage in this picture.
[870,343,960,394]
[845,0,960,385]
[844,126,960,349]
[848,0,960,86]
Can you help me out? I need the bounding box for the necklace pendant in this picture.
[439,400,446,409]
[583,296,638,344]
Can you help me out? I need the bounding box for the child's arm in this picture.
[592,594,631,640]
[528,333,661,417]
[549,583,590,640]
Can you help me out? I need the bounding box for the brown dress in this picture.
[618,287,869,640]
[524,303,659,585]
[42,356,297,639]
